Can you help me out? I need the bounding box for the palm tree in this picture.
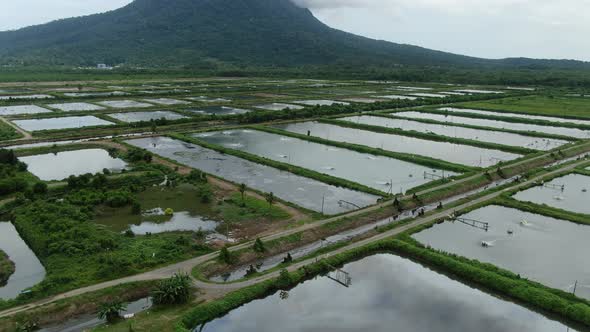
[98,299,127,323]
[151,274,192,305]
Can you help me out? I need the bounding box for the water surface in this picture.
[414,205,590,300]
[341,115,567,151]
[199,254,578,332]
[125,137,378,214]
[394,111,590,139]
[0,105,52,116]
[12,116,114,131]
[47,102,105,112]
[255,103,304,111]
[440,107,590,126]
[186,106,251,116]
[108,111,187,123]
[513,173,590,215]
[196,129,453,193]
[273,121,520,167]
[20,149,127,181]
[0,222,45,299]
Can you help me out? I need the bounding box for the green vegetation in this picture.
[256,125,474,173]
[0,121,20,141]
[0,175,212,310]
[151,274,192,306]
[0,250,15,287]
[0,149,39,199]
[461,95,590,119]
[98,299,127,323]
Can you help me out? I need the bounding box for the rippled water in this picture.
[341,115,567,151]
[126,137,378,214]
[12,116,115,131]
[108,111,187,123]
[394,111,590,139]
[513,173,590,215]
[439,107,590,126]
[272,121,520,167]
[195,129,454,193]
[414,205,590,300]
[0,105,52,116]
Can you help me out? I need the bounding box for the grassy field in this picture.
[460,95,590,119]
[0,121,20,141]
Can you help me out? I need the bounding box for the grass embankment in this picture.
[0,121,20,142]
[170,133,388,197]
[255,124,476,173]
[322,117,536,155]
[495,196,590,226]
[414,108,590,131]
[177,235,590,331]
[372,111,578,142]
[0,281,156,332]
[0,250,15,287]
[193,206,397,281]
[459,95,590,120]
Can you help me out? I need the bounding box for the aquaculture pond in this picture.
[46,102,105,112]
[414,205,590,300]
[0,222,45,300]
[254,103,304,111]
[0,94,53,100]
[108,111,188,123]
[272,121,520,167]
[19,148,127,181]
[512,173,590,215]
[97,100,153,109]
[439,107,590,126]
[195,129,453,193]
[342,98,384,104]
[125,137,378,215]
[186,106,251,116]
[64,91,128,97]
[197,254,579,332]
[12,116,115,131]
[341,115,568,151]
[0,105,52,116]
[142,98,191,105]
[409,93,447,98]
[374,94,418,100]
[394,111,590,139]
[292,100,349,106]
[95,184,219,235]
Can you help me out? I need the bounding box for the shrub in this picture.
[151,274,192,305]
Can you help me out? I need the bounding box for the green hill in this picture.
[0,0,588,70]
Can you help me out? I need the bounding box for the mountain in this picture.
[0,0,587,69]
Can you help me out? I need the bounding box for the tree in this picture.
[266,192,275,207]
[32,182,48,195]
[253,238,266,253]
[239,183,247,202]
[219,246,233,264]
[151,273,192,305]
[98,299,127,323]
[276,269,292,289]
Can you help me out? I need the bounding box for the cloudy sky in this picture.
[1,0,589,61]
